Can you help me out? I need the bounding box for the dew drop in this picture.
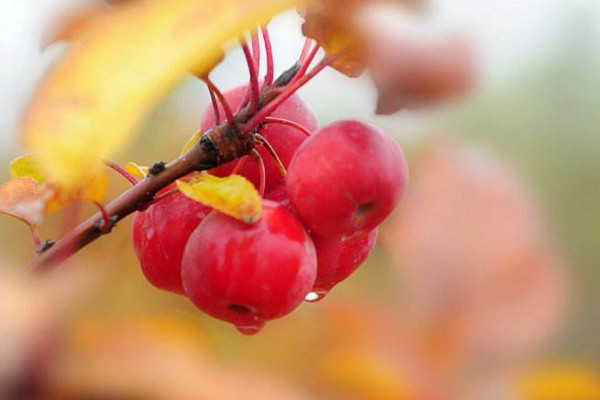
[235,324,264,336]
[304,289,329,303]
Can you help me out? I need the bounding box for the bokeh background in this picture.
[0,0,599,399]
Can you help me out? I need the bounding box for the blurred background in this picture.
[0,0,599,399]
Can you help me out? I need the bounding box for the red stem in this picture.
[293,44,320,83]
[241,39,260,114]
[206,83,221,125]
[262,26,274,86]
[251,30,261,74]
[105,161,138,185]
[204,77,234,125]
[299,38,312,63]
[263,117,311,137]
[244,55,337,133]
[255,134,287,179]
[93,201,112,233]
[30,225,42,249]
[231,155,249,175]
[250,150,266,197]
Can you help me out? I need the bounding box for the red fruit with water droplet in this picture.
[266,184,378,300]
[133,192,211,294]
[202,84,318,192]
[286,119,408,238]
[181,200,317,334]
[309,229,378,299]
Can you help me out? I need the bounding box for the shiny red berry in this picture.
[307,229,378,301]
[132,192,211,294]
[287,119,408,238]
[181,200,317,334]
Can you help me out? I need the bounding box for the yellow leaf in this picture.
[180,130,203,156]
[9,154,108,212]
[125,162,149,180]
[177,172,262,224]
[23,0,307,191]
[0,177,46,226]
[10,154,45,183]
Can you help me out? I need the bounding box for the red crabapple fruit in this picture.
[306,229,378,302]
[133,192,211,295]
[181,200,317,334]
[202,84,318,192]
[286,120,408,238]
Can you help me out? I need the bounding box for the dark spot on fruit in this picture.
[228,304,252,314]
[356,202,376,218]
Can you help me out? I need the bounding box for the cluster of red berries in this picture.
[133,85,408,334]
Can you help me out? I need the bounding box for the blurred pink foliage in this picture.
[384,140,569,365]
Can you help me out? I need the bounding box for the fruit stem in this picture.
[263,117,311,137]
[244,54,338,133]
[231,155,249,175]
[27,57,326,272]
[105,161,138,185]
[93,201,113,233]
[250,149,266,196]
[241,39,261,114]
[28,134,220,272]
[261,26,274,86]
[206,82,221,125]
[203,77,235,126]
[255,133,287,179]
[299,38,313,63]
[251,29,261,74]
[292,44,320,83]
[30,224,42,249]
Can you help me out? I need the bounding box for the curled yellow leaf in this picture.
[10,154,45,183]
[125,162,149,180]
[23,0,305,192]
[176,172,262,224]
[180,130,203,156]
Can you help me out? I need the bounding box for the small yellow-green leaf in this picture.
[180,130,203,156]
[177,172,262,223]
[10,154,45,183]
[23,0,306,192]
[125,162,149,180]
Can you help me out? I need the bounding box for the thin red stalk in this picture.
[206,83,221,125]
[244,55,337,133]
[261,26,274,86]
[255,134,287,179]
[240,39,260,114]
[30,225,42,249]
[204,77,234,125]
[93,201,112,233]
[299,38,312,63]
[250,149,266,196]
[263,117,311,137]
[105,161,138,185]
[251,30,261,74]
[293,44,320,83]
[231,155,249,175]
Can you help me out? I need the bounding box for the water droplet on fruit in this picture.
[304,289,329,303]
[235,324,264,335]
